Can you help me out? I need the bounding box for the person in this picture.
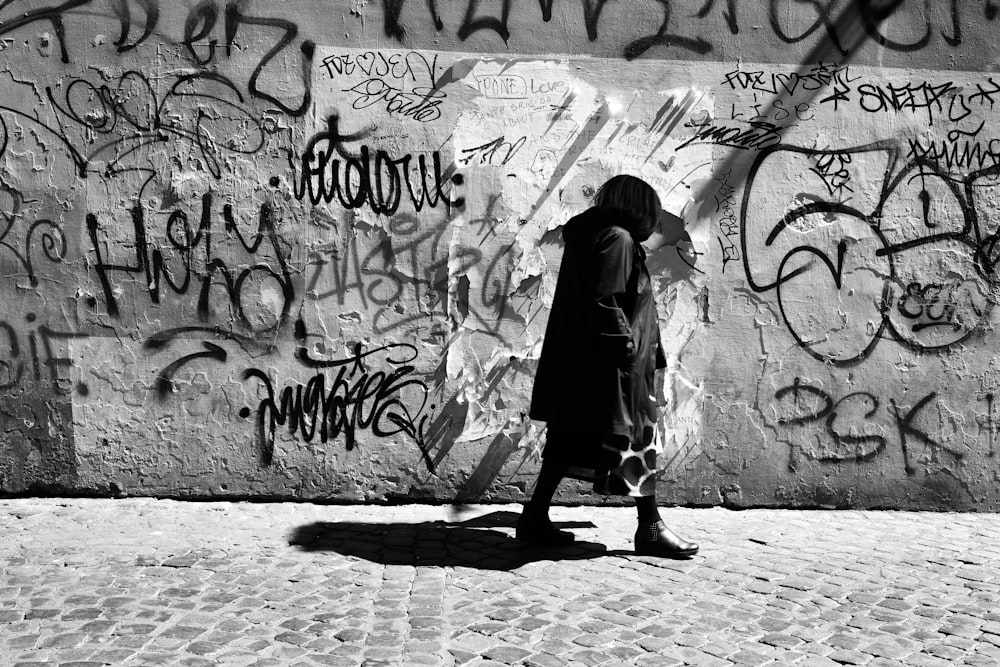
[518,174,698,558]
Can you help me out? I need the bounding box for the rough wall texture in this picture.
[1,1,999,509]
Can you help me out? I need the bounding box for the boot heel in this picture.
[634,520,698,558]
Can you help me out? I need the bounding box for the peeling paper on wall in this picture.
[450,345,539,445]
[509,241,549,303]
[450,57,719,460]
[452,58,601,225]
[656,280,707,475]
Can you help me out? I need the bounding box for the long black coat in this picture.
[530,206,666,469]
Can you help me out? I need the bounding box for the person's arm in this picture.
[587,227,636,370]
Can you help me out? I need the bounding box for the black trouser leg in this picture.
[635,494,662,524]
[525,456,569,516]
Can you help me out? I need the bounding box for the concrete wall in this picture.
[1,0,999,509]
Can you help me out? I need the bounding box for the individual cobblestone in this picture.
[2,500,1000,665]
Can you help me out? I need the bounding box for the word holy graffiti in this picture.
[241,341,432,468]
[290,114,461,214]
[86,193,293,331]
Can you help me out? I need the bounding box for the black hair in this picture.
[592,175,662,236]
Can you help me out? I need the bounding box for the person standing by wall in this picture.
[519,175,698,558]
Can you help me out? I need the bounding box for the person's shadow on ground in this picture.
[288,510,610,570]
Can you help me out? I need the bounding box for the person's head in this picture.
[592,175,662,241]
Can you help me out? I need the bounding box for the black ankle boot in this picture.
[634,520,698,557]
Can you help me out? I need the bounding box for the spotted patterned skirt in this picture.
[543,426,659,498]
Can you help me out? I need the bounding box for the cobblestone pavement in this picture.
[2,499,1000,667]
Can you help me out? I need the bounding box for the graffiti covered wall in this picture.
[2,1,999,509]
